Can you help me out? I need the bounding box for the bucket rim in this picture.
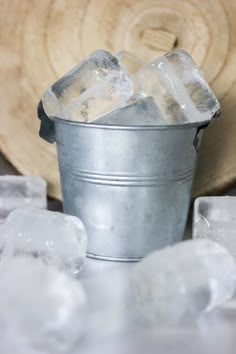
[51,116,211,131]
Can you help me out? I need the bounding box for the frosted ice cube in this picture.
[0,256,87,353]
[42,50,134,122]
[132,239,236,324]
[0,176,47,223]
[1,207,87,276]
[93,97,165,125]
[137,49,220,124]
[193,197,236,259]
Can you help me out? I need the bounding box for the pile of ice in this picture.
[0,176,88,353]
[75,238,236,335]
[0,176,86,276]
[0,257,87,354]
[42,49,220,125]
[132,239,236,325]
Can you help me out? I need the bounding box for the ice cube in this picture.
[1,207,87,276]
[166,50,220,117]
[136,49,220,124]
[193,197,236,259]
[0,256,87,353]
[93,97,165,125]
[132,239,236,324]
[0,176,47,223]
[42,50,134,122]
[117,51,145,96]
[116,51,144,75]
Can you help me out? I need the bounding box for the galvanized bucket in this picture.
[38,101,211,261]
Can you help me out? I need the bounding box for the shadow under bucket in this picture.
[38,100,210,261]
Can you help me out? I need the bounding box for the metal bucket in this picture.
[38,101,210,261]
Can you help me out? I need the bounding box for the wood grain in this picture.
[0,0,235,199]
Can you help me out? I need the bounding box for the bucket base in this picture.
[87,252,141,262]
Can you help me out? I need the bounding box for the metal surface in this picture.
[38,102,211,260]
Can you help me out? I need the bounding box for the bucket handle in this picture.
[193,123,209,152]
[193,108,221,152]
[37,100,56,144]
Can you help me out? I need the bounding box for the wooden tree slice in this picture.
[0,0,235,199]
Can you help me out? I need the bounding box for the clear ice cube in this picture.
[0,176,47,223]
[1,207,87,276]
[116,51,145,96]
[132,239,236,324]
[93,97,165,125]
[193,197,236,259]
[0,256,87,353]
[136,49,220,124]
[42,50,134,122]
[166,50,220,116]
[116,51,144,75]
